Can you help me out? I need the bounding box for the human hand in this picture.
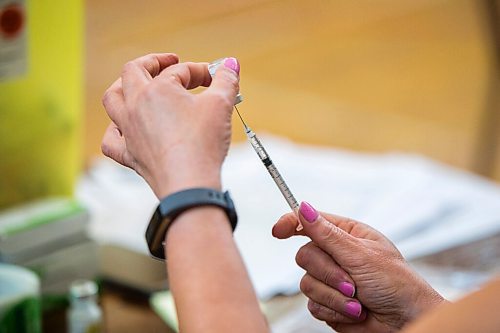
[273,202,446,333]
[101,53,240,198]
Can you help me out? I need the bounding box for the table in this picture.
[42,233,499,332]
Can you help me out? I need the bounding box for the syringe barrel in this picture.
[246,128,299,211]
[246,128,269,160]
[245,127,304,231]
[266,164,300,211]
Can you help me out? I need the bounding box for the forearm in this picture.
[165,206,268,333]
[100,54,252,330]
[402,279,500,333]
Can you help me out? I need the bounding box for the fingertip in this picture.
[216,63,240,83]
[271,223,283,239]
[271,222,292,239]
[160,53,179,64]
[272,213,298,239]
[307,298,319,312]
[338,282,356,298]
[209,65,240,97]
[223,57,240,75]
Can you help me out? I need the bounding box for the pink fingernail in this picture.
[224,57,240,75]
[345,301,362,318]
[339,282,355,298]
[299,201,319,223]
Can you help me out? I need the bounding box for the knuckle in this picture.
[325,291,338,309]
[321,222,342,244]
[322,265,345,287]
[102,90,113,108]
[295,245,311,268]
[144,53,156,61]
[299,275,312,295]
[122,60,137,75]
[327,321,340,331]
[309,301,347,325]
[330,311,348,324]
[101,141,111,158]
[307,301,323,319]
[224,72,239,90]
[323,268,335,287]
[227,75,240,91]
[217,70,240,92]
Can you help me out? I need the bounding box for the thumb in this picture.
[298,201,359,267]
[206,57,240,105]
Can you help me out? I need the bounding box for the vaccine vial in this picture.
[208,58,243,105]
[67,280,103,333]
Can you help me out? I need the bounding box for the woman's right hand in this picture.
[273,202,446,333]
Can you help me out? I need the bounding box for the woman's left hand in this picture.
[101,53,241,198]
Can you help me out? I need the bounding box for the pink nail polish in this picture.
[299,201,319,223]
[224,57,240,75]
[339,282,355,297]
[345,301,362,318]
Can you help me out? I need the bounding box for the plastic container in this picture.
[0,263,41,333]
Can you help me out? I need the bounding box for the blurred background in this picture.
[1,0,499,332]
[85,0,500,180]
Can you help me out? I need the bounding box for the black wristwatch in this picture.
[145,188,238,260]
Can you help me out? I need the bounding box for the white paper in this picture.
[77,135,500,300]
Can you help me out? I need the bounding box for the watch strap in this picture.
[146,188,238,260]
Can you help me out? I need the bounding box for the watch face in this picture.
[146,208,168,260]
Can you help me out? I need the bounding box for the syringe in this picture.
[235,106,303,231]
[207,58,302,230]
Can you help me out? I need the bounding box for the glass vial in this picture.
[67,280,102,333]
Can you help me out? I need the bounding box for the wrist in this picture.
[153,169,222,199]
[413,286,447,316]
[405,274,447,325]
[156,179,222,199]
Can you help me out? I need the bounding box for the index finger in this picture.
[272,210,387,243]
[320,212,391,243]
[121,53,179,97]
[272,213,305,239]
[157,62,212,89]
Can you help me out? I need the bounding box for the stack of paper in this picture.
[0,198,99,294]
[77,135,500,300]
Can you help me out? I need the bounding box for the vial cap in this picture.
[69,280,98,300]
[208,58,243,105]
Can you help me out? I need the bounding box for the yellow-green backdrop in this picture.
[0,0,83,208]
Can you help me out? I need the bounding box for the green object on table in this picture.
[0,264,41,333]
[150,291,179,332]
[0,298,40,333]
